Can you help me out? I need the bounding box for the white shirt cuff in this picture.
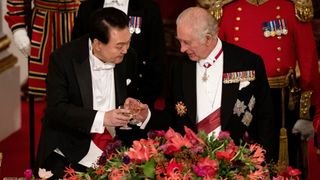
[138,108,151,129]
[90,111,105,133]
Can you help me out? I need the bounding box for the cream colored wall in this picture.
[1,0,28,85]
[0,1,22,141]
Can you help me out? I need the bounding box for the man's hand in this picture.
[13,29,30,57]
[292,119,314,141]
[124,97,149,122]
[103,108,131,127]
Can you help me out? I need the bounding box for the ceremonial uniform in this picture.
[5,0,82,95]
[218,0,320,170]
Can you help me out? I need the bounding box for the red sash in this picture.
[92,129,113,151]
[197,108,221,134]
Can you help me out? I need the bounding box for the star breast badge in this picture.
[175,101,187,117]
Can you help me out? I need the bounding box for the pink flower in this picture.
[193,156,218,177]
[287,166,301,177]
[217,131,231,140]
[166,158,183,178]
[24,169,33,180]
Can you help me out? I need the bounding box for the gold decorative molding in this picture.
[0,152,2,167]
[0,35,11,52]
[0,55,18,74]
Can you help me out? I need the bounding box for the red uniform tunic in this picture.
[219,0,320,172]
[5,0,81,96]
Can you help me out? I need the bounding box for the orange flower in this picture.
[247,166,268,179]
[166,159,183,178]
[249,144,266,165]
[95,166,105,175]
[63,166,79,180]
[126,139,158,162]
[108,168,125,180]
[161,128,192,154]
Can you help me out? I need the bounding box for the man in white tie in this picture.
[149,7,276,162]
[72,0,166,146]
[35,8,151,179]
[72,0,165,109]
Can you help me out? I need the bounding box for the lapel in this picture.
[73,36,93,109]
[182,60,197,123]
[114,59,127,107]
[220,42,240,128]
[72,36,127,109]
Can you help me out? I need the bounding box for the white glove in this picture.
[13,28,31,57]
[292,119,314,141]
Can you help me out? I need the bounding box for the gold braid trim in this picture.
[299,90,313,120]
[197,0,234,22]
[0,152,2,167]
[292,0,314,22]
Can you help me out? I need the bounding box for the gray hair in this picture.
[176,7,218,41]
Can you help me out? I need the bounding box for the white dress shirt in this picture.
[79,40,116,167]
[79,39,151,167]
[196,38,224,138]
[104,0,129,14]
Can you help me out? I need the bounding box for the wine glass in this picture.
[118,105,132,130]
[128,100,141,125]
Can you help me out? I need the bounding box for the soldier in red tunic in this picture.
[5,0,82,96]
[198,0,320,175]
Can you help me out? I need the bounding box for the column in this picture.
[0,1,21,141]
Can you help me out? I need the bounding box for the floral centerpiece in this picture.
[63,126,301,180]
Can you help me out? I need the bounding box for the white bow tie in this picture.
[93,62,115,71]
[105,0,124,6]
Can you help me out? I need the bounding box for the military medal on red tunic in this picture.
[270,21,276,37]
[263,22,271,38]
[281,19,288,35]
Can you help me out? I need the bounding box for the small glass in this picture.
[128,100,141,125]
[118,105,132,130]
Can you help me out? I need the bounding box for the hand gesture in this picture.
[103,108,131,127]
[124,97,149,123]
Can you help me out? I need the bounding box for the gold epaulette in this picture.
[197,0,234,22]
[299,90,313,120]
[291,0,314,22]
